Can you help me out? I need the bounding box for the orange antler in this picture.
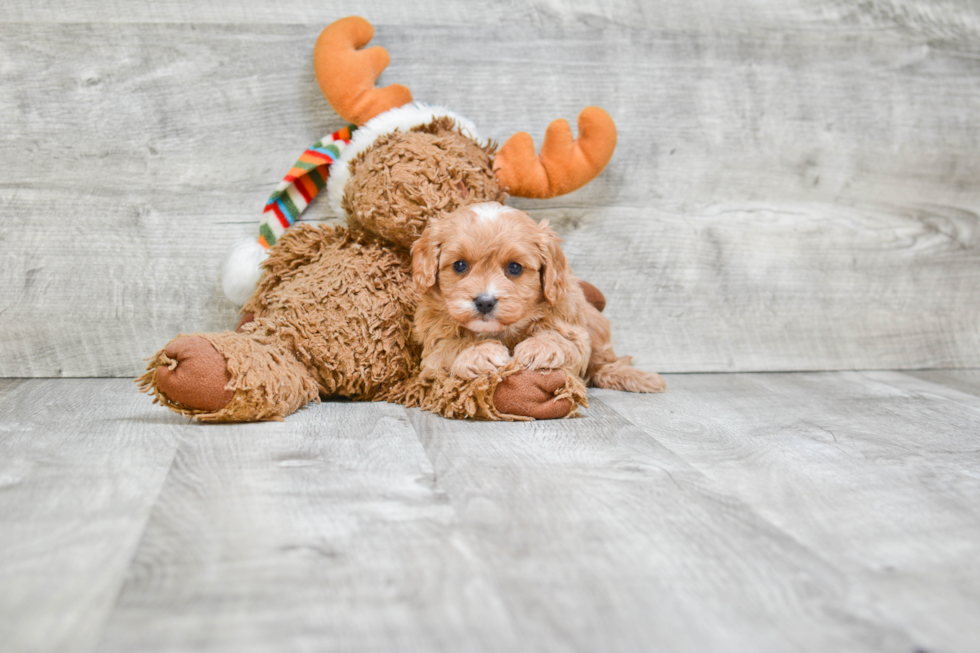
[314,17,413,126]
[493,107,617,199]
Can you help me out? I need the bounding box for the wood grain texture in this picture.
[3,0,979,42]
[95,400,518,653]
[596,371,980,652]
[553,203,980,372]
[2,5,980,376]
[0,379,184,653]
[407,394,952,652]
[2,376,980,651]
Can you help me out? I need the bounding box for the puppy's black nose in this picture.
[474,294,497,315]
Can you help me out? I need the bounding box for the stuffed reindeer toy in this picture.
[138,16,664,422]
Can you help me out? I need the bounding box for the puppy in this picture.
[411,202,666,395]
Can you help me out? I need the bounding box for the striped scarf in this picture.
[258,124,356,248]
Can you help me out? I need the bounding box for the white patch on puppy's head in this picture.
[468,202,515,224]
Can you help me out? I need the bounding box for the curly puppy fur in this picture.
[412,202,666,394]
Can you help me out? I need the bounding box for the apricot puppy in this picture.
[411,202,666,395]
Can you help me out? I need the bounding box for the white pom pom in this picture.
[222,237,268,305]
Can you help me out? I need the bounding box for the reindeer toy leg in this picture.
[139,16,621,421]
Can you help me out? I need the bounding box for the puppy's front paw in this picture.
[513,337,567,371]
[450,341,512,379]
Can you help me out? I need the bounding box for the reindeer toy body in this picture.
[139,16,622,421]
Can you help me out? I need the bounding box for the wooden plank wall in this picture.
[1,0,979,377]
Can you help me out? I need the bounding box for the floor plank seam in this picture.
[587,392,870,581]
[400,405,531,638]
[88,420,191,653]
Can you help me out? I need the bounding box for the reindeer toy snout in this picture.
[139,15,619,422]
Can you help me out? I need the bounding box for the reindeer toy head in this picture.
[316,16,616,235]
[139,16,619,422]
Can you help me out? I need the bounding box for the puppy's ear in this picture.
[537,219,569,304]
[412,225,440,294]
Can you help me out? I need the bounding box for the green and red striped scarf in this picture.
[258,124,356,248]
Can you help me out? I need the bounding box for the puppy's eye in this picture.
[453,260,468,274]
[506,262,523,276]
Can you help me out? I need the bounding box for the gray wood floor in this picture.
[2,373,978,653]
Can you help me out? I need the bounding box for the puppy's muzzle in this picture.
[474,294,497,316]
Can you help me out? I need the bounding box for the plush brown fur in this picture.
[411,203,666,408]
[242,225,421,402]
[139,121,592,421]
[343,117,503,250]
[138,330,318,422]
